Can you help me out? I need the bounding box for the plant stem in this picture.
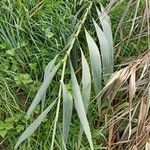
[50,2,92,150]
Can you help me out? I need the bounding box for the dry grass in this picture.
[98,51,150,149]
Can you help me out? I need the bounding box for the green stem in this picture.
[50,2,92,150]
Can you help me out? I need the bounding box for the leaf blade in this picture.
[93,19,112,80]
[70,61,94,150]
[62,83,73,144]
[81,49,91,111]
[85,29,102,94]
[44,55,59,79]
[15,100,56,149]
[27,62,61,117]
[78,49,91,148]
[96,6,114,73]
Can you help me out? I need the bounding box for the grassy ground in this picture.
[0,0,149,149]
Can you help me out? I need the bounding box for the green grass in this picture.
[0,0,73,149]
[0,0,149,149]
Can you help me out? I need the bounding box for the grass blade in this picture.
[93,20,112,81]
[81,49,91,111]
[27,62,61,117]
[44,55,59,79]
[128,67,136,139]
[99,4,111,25]
[127,0,140,45]
[42,55,59,110]
[78,49,91,148]
[96,6,114,72]
[85,29,102,94]
[70,61,94,150]
[62,83,73,144]
[97,6,112,45]
[15,99,57,149]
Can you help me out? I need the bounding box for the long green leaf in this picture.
[15,99,57,149]
[96,7,114,72]
[85,30,102,94]
[42,55,59,110]
[78,49,91,148]
[27,62,61,117]
[44,55,59,79]
[70,61,94,150]
[62,83,73,144]
[81,49,91,111]
[93,19,112,80]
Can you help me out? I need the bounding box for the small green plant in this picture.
[0,114,25,138]
[14,74,33,85]
[0,122,13,138]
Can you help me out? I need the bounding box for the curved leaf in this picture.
[27,62,61,117]
[62,83,73,144]
[42,55,59,110]
[78,49,91,148]
[70,61,94,150]
[85,29,102,94]
[93,20,112,80]
[96,7,114,72]
[44,55,59,79]
[15,100,56,149]
[81,49,91,111]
